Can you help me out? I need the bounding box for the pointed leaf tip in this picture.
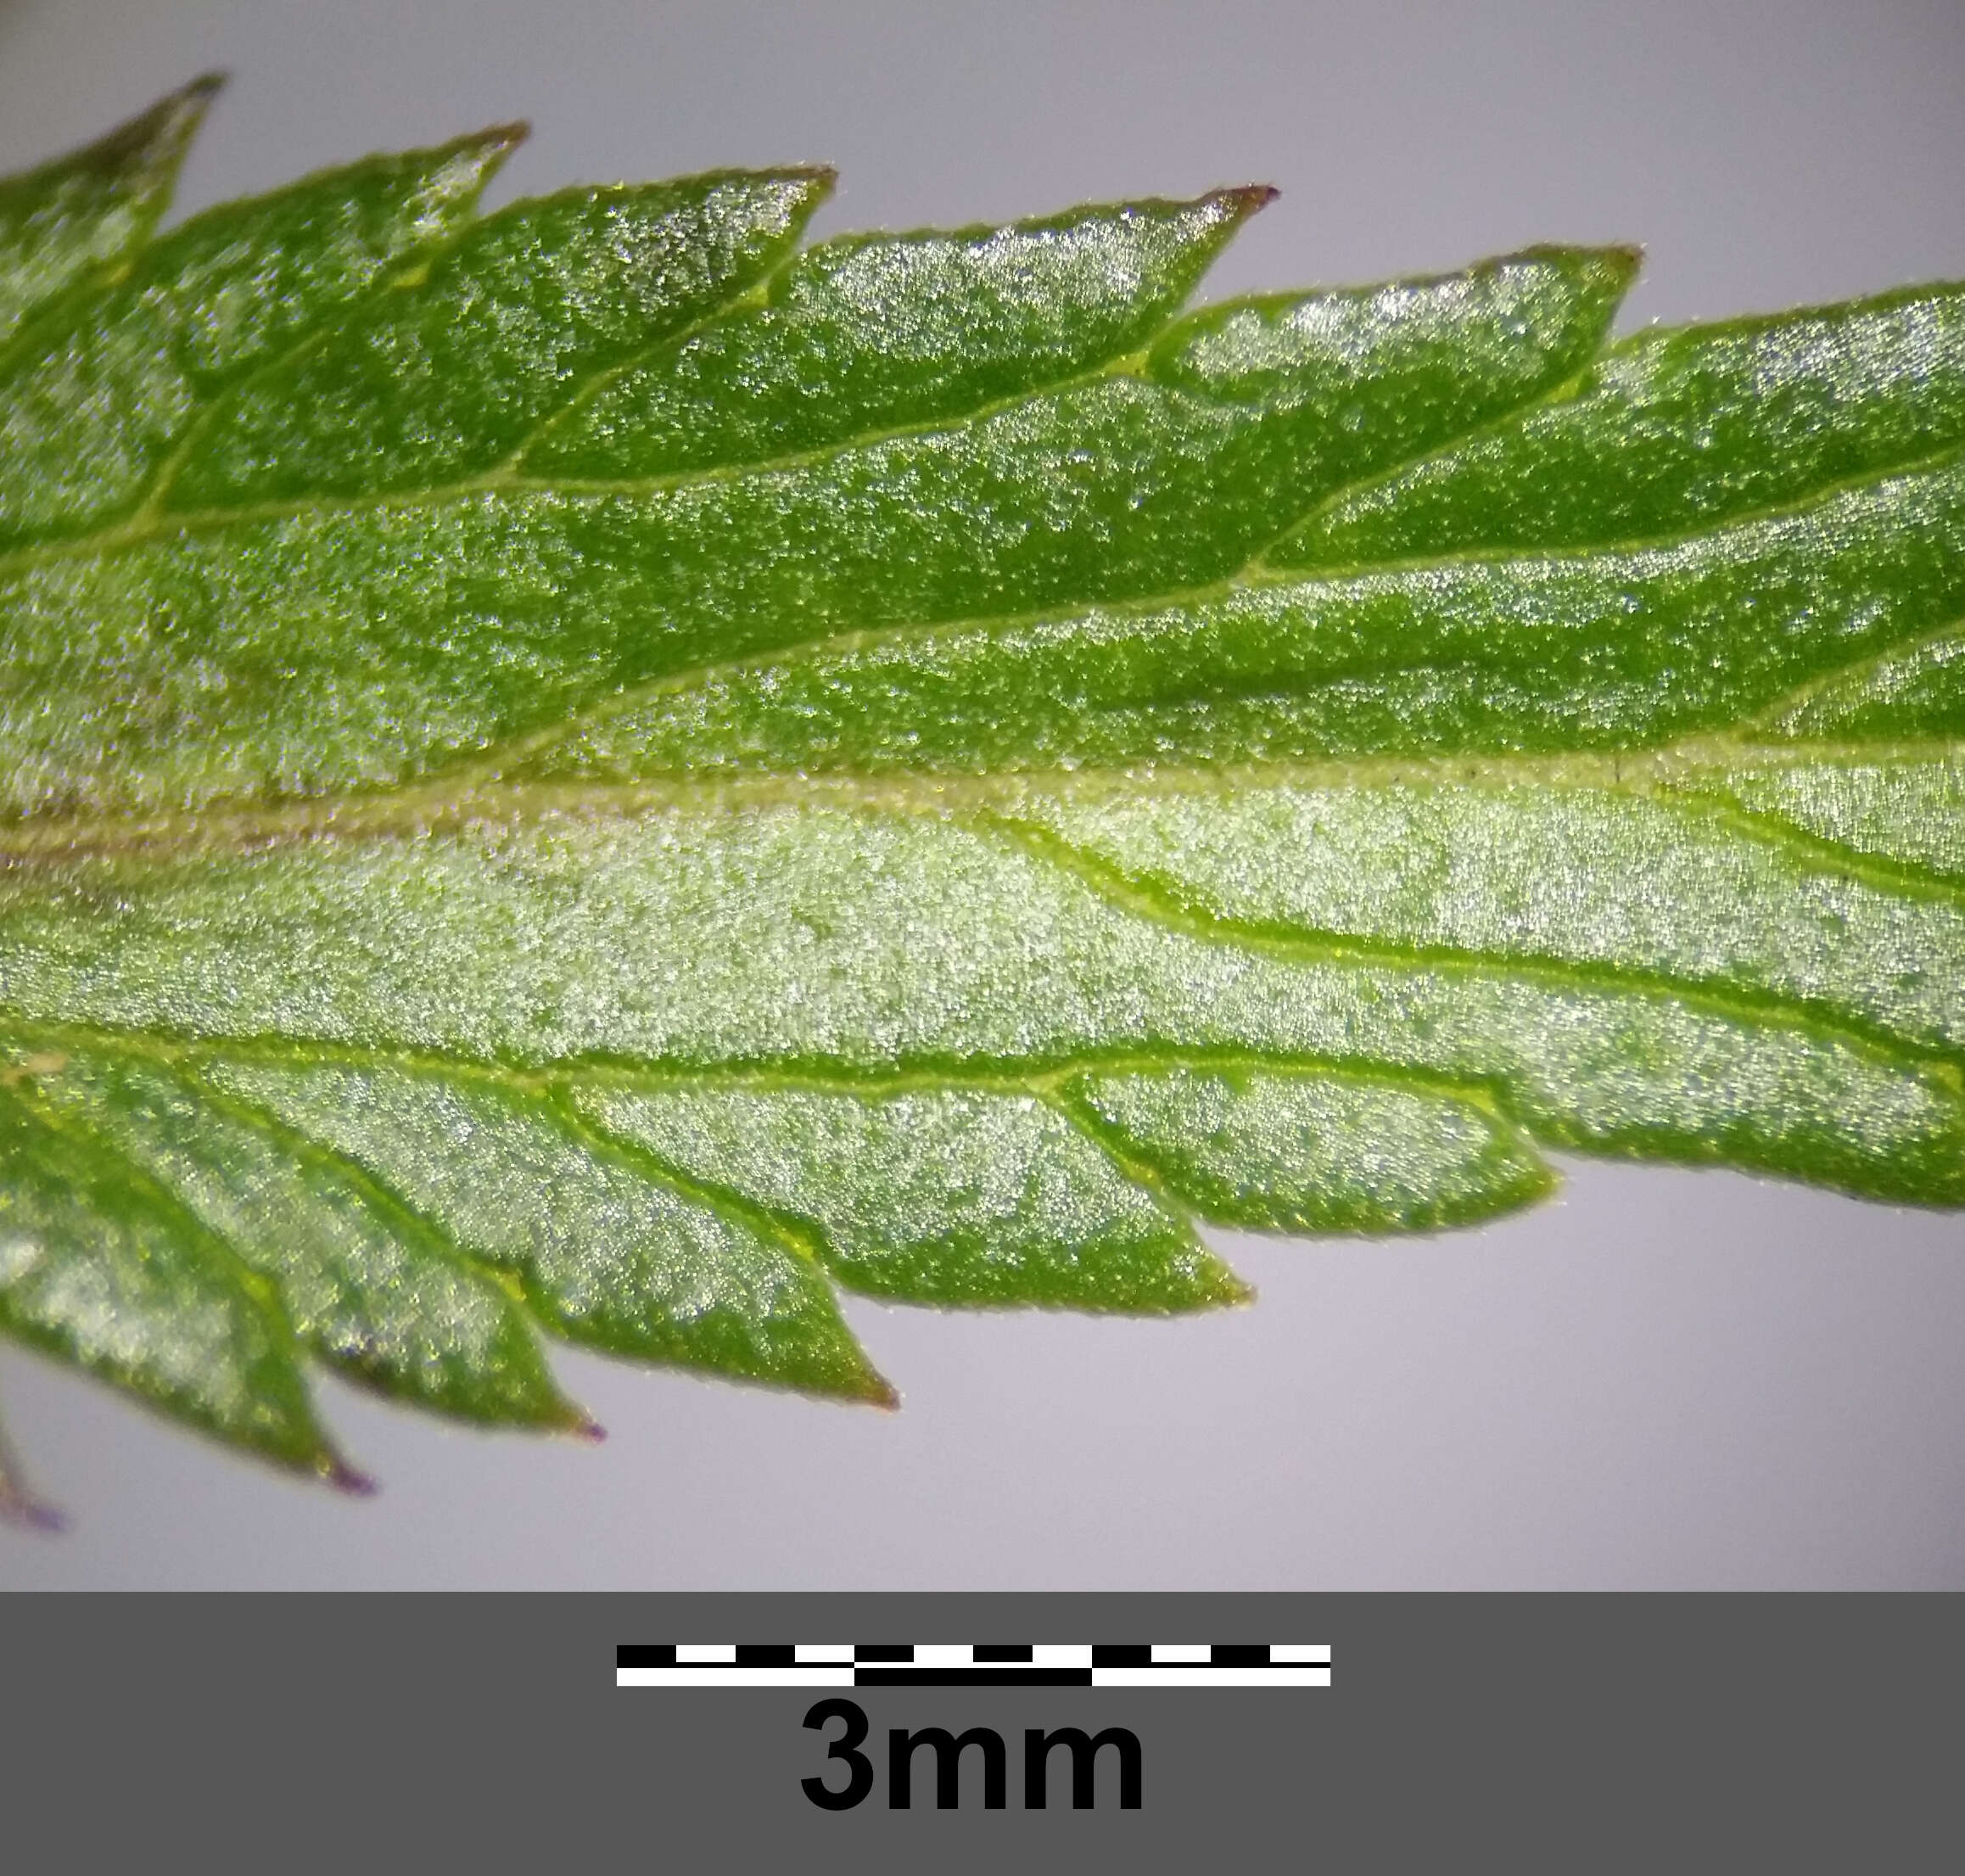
[444,119,529,189]
[754,164,837,216]
[411,119,529,201]
[477,120,531,156]
[325,1459,379,1498]
[1218,182,1280,217]
[97,71,226,174]
[791,164,839,206]
[0,1475,65,1532]
[3,1500,66,1533]
[1584,241,1644,288]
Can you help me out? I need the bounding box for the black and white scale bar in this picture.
[615,1644,1331,1688]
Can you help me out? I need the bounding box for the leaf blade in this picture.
[0,86,1959,1492]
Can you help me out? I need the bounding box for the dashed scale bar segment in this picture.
[614,1644,1331,1688]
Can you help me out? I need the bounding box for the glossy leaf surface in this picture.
[1,83,1959,1498]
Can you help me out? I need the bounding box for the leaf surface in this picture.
[1,85,1960,1495]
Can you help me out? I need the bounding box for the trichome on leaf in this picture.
[1,77,1962,1509]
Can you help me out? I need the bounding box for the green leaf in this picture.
[0,73,219,353]
[1,85,1961,1501]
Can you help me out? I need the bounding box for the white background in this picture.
[1,0,1962,1588]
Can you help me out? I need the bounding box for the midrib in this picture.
[0,734,1949,864]
[0,734,1959,864]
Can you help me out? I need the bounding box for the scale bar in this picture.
[616,1643,1331,1689]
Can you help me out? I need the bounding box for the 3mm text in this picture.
[801,1697,1143,1809]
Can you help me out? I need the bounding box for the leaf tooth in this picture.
[0,115,546,554]
[0,73,225,353]
[1278,273,1965,568]
[521,178,1261,488]
[0,1397,64,1530]
[72,70,227,207]
[323,1455,379,1496]
[1210,181,1279,219]
[1060,1061,1558,1238]
[197,1058,897,1408]
[575,1079,1250,1316]
[0,1078,355,1486]
[27,1048,592,1438]
[167,163,833,510]
[401,116,529,238]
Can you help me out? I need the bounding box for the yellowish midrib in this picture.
[0,732,1961,863]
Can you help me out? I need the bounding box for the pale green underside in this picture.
[0,81,1959,1490]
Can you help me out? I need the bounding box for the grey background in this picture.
[1,0,1962,1589]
